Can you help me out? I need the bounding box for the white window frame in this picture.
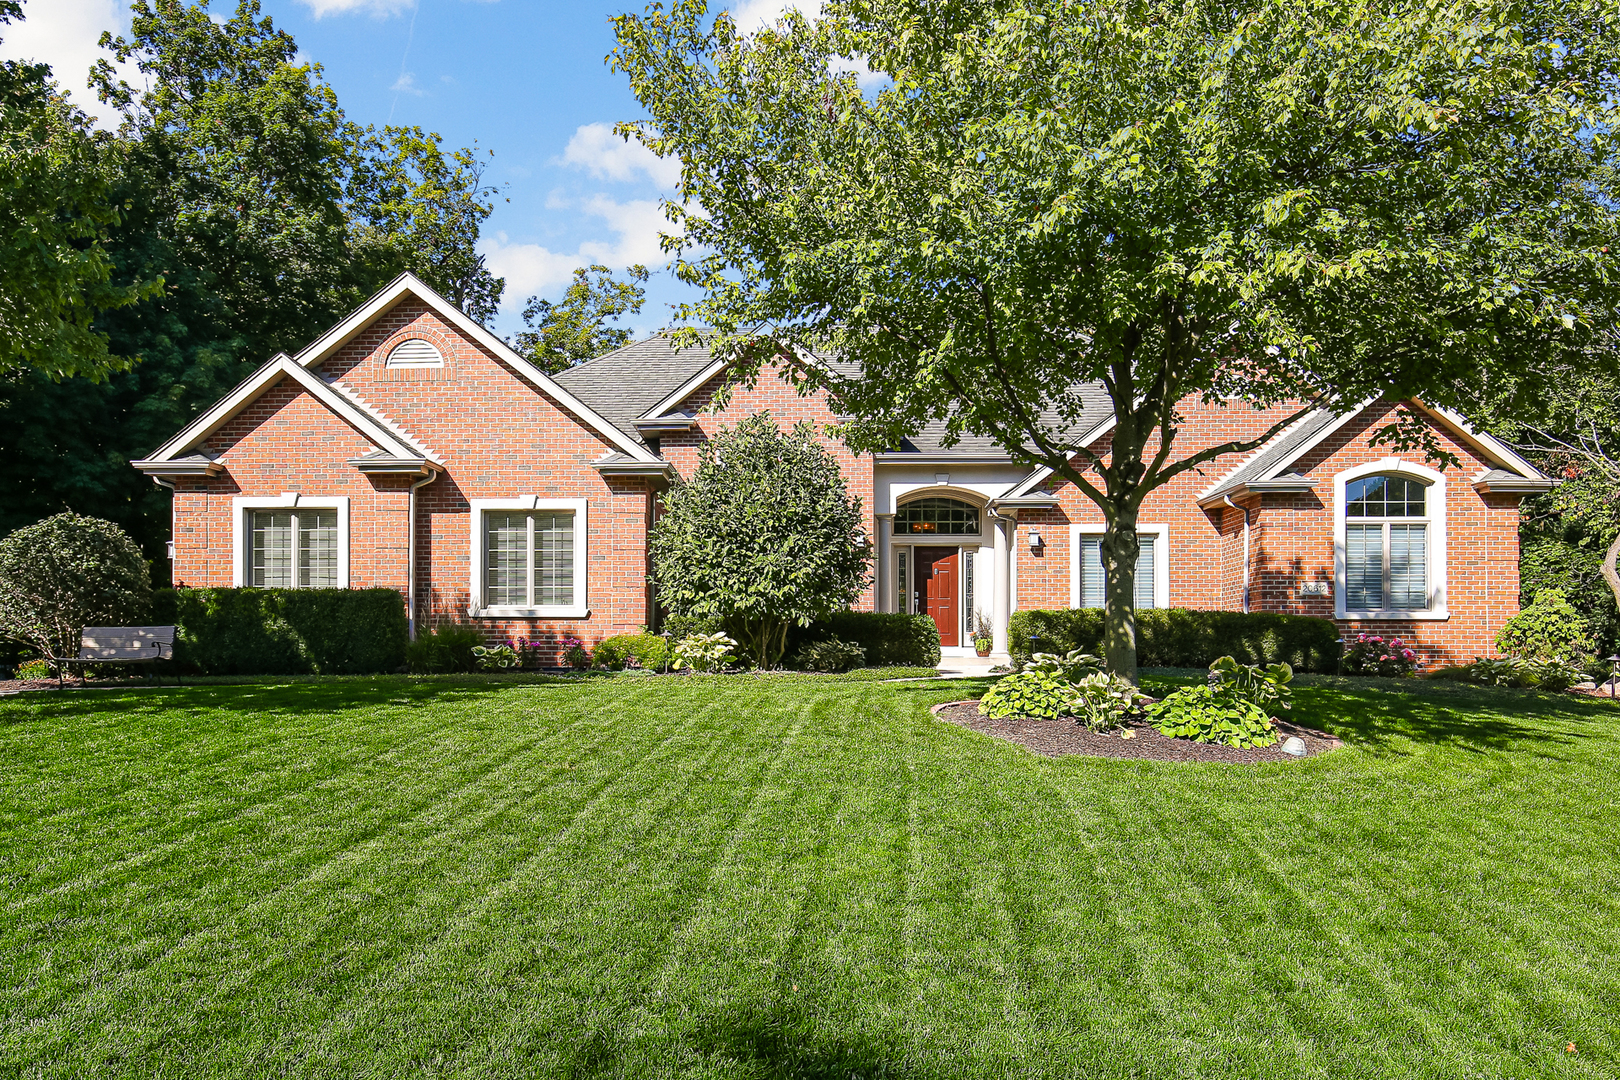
[1068,523,1170,610]
[1334,459,1448,621]
[231,494,350,588]
[468,497,589,618]
[385,337,444,368]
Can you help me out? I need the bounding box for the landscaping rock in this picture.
[1280,736,1307,757]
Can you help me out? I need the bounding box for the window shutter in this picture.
[251,512,293,589]
[485,513,529,606]
[298,511,339,588]
[1345,524,1383,609]
[1388,523,1428,610]
[1135,536,1156,610]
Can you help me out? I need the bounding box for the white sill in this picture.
[1339,609,1449,622]
[469,606,590,619]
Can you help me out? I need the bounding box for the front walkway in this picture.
[935,654,1005,679]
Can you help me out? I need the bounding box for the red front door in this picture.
[915,547,960,647]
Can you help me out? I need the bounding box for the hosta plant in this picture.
[1149,684,1279,749]
[1024,648,1104,682]
[978,669,1082,721]
[1069,671,1151,732]
[1208,656,1293,713]
[1463,655,1585,692]
[672,631,737,673]
[471,644,521,671]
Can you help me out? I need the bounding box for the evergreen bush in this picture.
[0,513,151,661]
[789,611,941,668]
[1008,607,1340,672]
[153,587,408,675]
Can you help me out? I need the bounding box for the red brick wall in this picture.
[659,363,879,611]
[170,298,660,662]
[1009,398,1523,665]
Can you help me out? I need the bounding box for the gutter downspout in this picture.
[152,476,177,584]
[407,471,438,640]
[1222,495,1251,614]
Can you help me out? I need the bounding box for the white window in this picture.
[1334,460,1448,620]
[468,498,588,617]
[231,495,349,588]
[1069,524,1169,609]
[385,338,443,368]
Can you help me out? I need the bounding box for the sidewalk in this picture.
[934,654,1005,679]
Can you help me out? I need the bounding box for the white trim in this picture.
[144,355,423,464]
[384,338,444,368]
[1003,413,1120,500]
[1067,522,1170,610]
[1411,401,1546,480]
[294,273,659,463]
[467,497,590,619]
[641,356,730,420]
[230,495,350,588]
[1333,459,1449,621]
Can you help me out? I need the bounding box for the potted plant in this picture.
[973,614,994,657]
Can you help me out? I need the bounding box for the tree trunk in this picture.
[1100,510,1141,684]
[1603,531,1620,624]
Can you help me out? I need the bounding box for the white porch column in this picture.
[992,512,1012,657]
[875,514,893,612]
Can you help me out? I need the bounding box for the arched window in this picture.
[894,497,980,535]
[385,338,443,368]
[1343,473,1430,611]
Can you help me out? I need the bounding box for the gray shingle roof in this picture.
[551,335,716,444]
[1201,408,1351,500]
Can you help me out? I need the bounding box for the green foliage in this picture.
[404,623,482,674]
[594,633,670,671]
[471,644,520,671]
[649,415,872,667]
[978,669,1082,722]
[0,513,151,661]
[790,611,941,668]
[792,637,866,673]
[1518,538,1620,659]
[1208,656,1294,714]
[1339,632,1420,677]
[1497,589,1591,664]
[613,0,1620,679]
[514,264,649,373]
[1444,655,1586,693]
[0,5,150,382]
[14,658,50,680]
[1023,648,1104,682]
[672,631,736,672]
[152,587,407,675]
[1068,672,1149,733]
[1149,684,1279,749]
[1008,608,1340,672]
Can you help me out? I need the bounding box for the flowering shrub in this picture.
[15,658,52,681]
[472,644,521,671]
[561,636,591,670]
[1339,632,1419,677]
[672,632,736,672]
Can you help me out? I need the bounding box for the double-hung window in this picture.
[1070,525,1167,609]
[470,498,588,616]
[232,496,349,589]
[1343,474,1430,611]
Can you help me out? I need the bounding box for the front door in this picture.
[914,547,960,647]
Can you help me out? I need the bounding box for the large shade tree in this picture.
[613,0,1620,679]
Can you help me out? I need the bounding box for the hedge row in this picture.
[152,588,408,675]
[790,611,942,669]
[1008,607,1341,673]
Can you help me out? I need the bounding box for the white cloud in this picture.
[480,197,679,303]
[297,0,416,16]
[560,122,681,189]
[0,0,131,127]
[390,71,425,96]
[720,2,885,89]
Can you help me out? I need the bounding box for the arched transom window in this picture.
[385,338,443,368]
[1344,474,1430,610]
[894,497,980,535]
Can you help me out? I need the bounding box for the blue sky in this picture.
[0,0,808,339]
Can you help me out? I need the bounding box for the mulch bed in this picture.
[931,700,1343,763]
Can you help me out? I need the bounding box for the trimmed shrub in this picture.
[405,623,482,674]
[792,638,866,673]
[1007,607,1340,672]
[791,611,941,668]
[595,633,670,671]
[1497,588,1591,664]
[0,513,151,661]
[153,588,408,675]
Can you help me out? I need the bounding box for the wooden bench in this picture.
[56,626,178,687]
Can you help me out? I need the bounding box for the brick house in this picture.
[132,273,1554,665]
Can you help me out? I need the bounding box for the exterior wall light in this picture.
[1028,530,1043,553]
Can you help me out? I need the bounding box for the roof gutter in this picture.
[1472,475,1558,495]
[874,454,1016,466]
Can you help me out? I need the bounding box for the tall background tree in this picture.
[613,0,1620,679]
[0,0,504,576]
[514,263,649,373]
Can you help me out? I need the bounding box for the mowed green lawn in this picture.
[3,674,1618,1079]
